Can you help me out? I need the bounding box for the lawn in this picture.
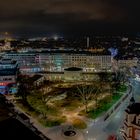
[87,86,126,119]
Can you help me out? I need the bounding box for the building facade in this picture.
[0,59,18,94]
[3,50,112,73]
[118,58,138,68]
[122,98,140,140]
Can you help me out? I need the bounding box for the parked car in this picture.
[107,134,118,140]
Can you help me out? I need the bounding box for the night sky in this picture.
[0,0,140,37]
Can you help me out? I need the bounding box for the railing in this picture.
[103,84,132,121]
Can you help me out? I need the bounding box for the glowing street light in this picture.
[53,35,58,41]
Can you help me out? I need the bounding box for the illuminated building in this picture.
[37,50,112,72]
[0,32,12,51]
[0,59,19,94]
[122,97,140,140]
[3,52,41,73]
[118,58,138,68]
[0,58,18,69]
[64,67,83,81]
[3,50,112,74]
[4,52,37,66]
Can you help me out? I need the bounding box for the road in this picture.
[84,79,140,140]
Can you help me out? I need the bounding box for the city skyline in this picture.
[0,1,140,139]
[0,0,140,37]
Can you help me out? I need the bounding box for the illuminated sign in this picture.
[0,82,15,86]
[0,82,8,86]
[0,82,17,94]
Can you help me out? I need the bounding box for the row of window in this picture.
[2,78,13,81]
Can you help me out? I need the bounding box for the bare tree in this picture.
[75,84,99,113]
[41,88,53,108]
[16,83,29,102]
[92,87,101,109]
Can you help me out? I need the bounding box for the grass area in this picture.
[15,100,38,117]
[16,100,66,127]
[117,84,127,92]
[54,98,79,106]
[59,100,82,111]
[88,92,124,119]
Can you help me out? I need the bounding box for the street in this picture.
[84,79,140,140]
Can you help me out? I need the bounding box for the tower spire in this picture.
[87,37,89,48]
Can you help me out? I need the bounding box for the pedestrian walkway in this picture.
[45,125,85,140]
[5,95,85,140]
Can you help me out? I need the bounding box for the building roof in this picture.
[5,50,111,55]
[0,68,17,76]
[39,50,111,55]
[64,67,83,71]
[0,118,44,140]
[18,113,30,120]
[126,103,140,115]
[0,59,17,64]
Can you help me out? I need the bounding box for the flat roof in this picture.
[0,118,43,140]
[64,67,83,71]
[0,59,17,64]
[0,68,17,76]
[18,113,30,120]
[5,50,111,55]
[126,103,140,114]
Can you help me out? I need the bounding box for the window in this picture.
[135,130,140,140]
[138,119,140,125]
[126,114,128,121]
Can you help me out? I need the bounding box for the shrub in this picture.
[72,118,87,129]
[39,116,66,127]
[117,85,127,92]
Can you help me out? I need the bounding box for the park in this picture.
[15,71,127,129]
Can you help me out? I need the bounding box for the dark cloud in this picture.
[0,0,140,37]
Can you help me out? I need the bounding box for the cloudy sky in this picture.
[0,0,140,37]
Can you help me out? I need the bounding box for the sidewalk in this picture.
[5,95,85,140]
[5,95,51,140]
